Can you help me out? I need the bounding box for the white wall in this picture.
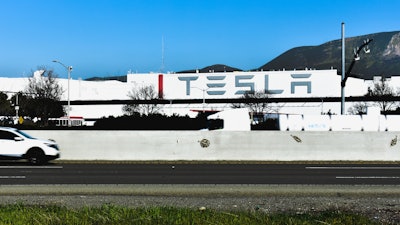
[282,112,400,131]
[27,130,400,161]
[0,70,396,118]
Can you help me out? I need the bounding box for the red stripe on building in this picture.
[158,74,163,99]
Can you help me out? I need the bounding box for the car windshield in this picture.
[15,130,34,139]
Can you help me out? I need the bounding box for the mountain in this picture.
[177,64,242,73]
[258,31,400,79]
[88,31,400,81]
[85,75,127,82]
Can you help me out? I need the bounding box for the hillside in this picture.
[177,64,242,73]
[88,31,400,81]
[258,31,400,79]
[85,75,126,82]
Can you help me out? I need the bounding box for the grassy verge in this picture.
[1,184,400,197]
[0,204,377,225]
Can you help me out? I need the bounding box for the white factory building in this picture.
[0,69,397,119]
[126,68,395,116]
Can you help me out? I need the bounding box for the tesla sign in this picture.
[177,74,312,96]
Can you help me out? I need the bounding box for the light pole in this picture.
[15,93,19,119]
[340,23,372,114]
[341,22,345,115]
[52,60,73,127]
[191,87,210,113]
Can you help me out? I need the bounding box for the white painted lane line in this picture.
[0,166,63,169]
[306,167,400,170]
[336,176,400,179]
[0,176,26,179]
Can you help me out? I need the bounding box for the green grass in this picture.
[0,204,377,225]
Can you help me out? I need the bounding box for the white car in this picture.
[0,127,60,164]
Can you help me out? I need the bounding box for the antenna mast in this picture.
[161,35,165,73]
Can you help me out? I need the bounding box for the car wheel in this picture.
[27,148,46,165]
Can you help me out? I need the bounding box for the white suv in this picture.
[0,127,60,164]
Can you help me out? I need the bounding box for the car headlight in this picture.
[46,143,59,151]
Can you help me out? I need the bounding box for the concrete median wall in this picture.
[26,130,400,161]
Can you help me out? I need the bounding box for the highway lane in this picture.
[0,162,399,185]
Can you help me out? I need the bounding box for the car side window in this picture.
[0,131,17,140]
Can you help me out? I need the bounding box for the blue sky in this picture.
[1,0,399,79]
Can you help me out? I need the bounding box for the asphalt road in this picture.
[0,162,400,185]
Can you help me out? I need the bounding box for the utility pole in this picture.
[340,22,372,115]
[53,60,73,127]
[341,22,345,115]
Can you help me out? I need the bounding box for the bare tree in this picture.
[370,76,397,113]
[26,68,63,99]
[122,85,163,116]
[24,67,64,124]
[347,102,369,115]
[231,90,279,114]
[231,90,283,124]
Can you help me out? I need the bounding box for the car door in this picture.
[0,130,26,158]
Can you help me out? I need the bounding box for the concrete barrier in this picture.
[281,108,400,132]
[25,130,400,161]
[303,115,331,131]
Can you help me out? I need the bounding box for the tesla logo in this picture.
[290,74,311,94]
[178,74,312,96]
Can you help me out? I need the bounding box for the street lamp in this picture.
[191,87,210,113]
[15,93,19,120]
[340,23,372,114]
[52,60,73,127]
